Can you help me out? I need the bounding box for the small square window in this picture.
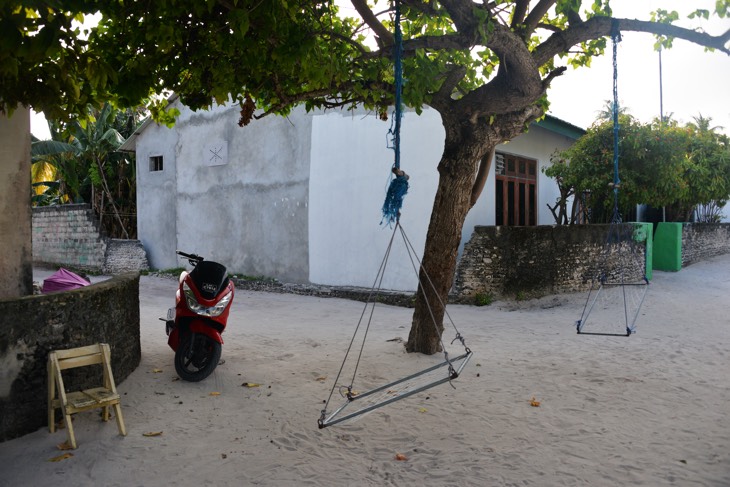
[149,156,163,172]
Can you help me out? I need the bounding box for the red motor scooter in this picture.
[164,250,235,381]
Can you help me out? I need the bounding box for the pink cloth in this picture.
[42,268,90,293]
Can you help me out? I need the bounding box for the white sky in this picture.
[30,1,730,139]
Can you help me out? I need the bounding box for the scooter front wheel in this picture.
[174,332,222,382]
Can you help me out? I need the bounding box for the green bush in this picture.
[474,293,493,307]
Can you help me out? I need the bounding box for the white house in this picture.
[121,98,583,291]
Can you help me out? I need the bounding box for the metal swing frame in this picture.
[576,211,650,336]
[318,221,472,429]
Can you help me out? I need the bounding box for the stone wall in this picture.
[0,272,141,442]
[104,239,150,274]
[32,204,149,273]
[681,223,730,266]
[455,224,651,300]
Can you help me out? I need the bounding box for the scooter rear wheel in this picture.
[174,332,222,382]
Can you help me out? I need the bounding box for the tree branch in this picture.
[470,146,494,207]
[431,65,468,111]
[400,0,440,16]
[251,81,390,120]
[438,0,481,35]
[350,0,393,45]
[510,0,530,29]
[534,16,730,66]
[522,0,557,37]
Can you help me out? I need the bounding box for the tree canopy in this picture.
[545,115,730,223]
[3,1,729,122]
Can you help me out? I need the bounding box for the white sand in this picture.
[2,255,729,486]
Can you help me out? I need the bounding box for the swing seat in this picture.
[319,350,472,428]
[576,222,649,336]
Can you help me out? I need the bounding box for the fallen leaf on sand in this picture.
[48,453,73,462]
[143,431,163,437]
[530,397,541,407]
[152,368,163,373]
[209,392,221,396]
[418,407,428,413]
[56,442,74,451]
[241,382,261,388]
[395,453,408,461]
[315,376,327,382]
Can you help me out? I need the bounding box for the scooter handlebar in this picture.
[176,250,204,265]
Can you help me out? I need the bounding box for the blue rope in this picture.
[611,22,621,223]
[381,0,409,226]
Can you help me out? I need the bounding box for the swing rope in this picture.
[610,21,622,224]
[381,0,409,226]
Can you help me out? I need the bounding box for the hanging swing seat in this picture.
[318,349,472,428]
[576,219,650,336]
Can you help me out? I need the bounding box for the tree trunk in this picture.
[405,106,544,354]
[406,119,492,354]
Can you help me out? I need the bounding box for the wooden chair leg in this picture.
[113,404,127,436]
[64,413,77,450]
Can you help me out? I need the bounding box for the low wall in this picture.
[455,224,651,300]
[681,223,730,266]
[32,204,149,273]
[0,272,141,442]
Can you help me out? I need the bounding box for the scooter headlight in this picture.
[183,282,232,317]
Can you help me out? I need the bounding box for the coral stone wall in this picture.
[455,224,651,299]
[681,223,730,267]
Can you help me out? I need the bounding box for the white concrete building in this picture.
[122,98,583,291]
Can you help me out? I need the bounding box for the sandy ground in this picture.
[1,255,729,486]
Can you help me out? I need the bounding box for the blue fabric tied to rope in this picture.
[381,0,408,226]
[381,169,409,226]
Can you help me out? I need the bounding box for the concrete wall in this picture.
[135,114,179,270]
[455,224,651,299]
[135,101,311,282]
[32,205,149,273]
[32,204,107,270]
[0,107,32,298]
[309,108,441,291]
[0,272,141,442]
